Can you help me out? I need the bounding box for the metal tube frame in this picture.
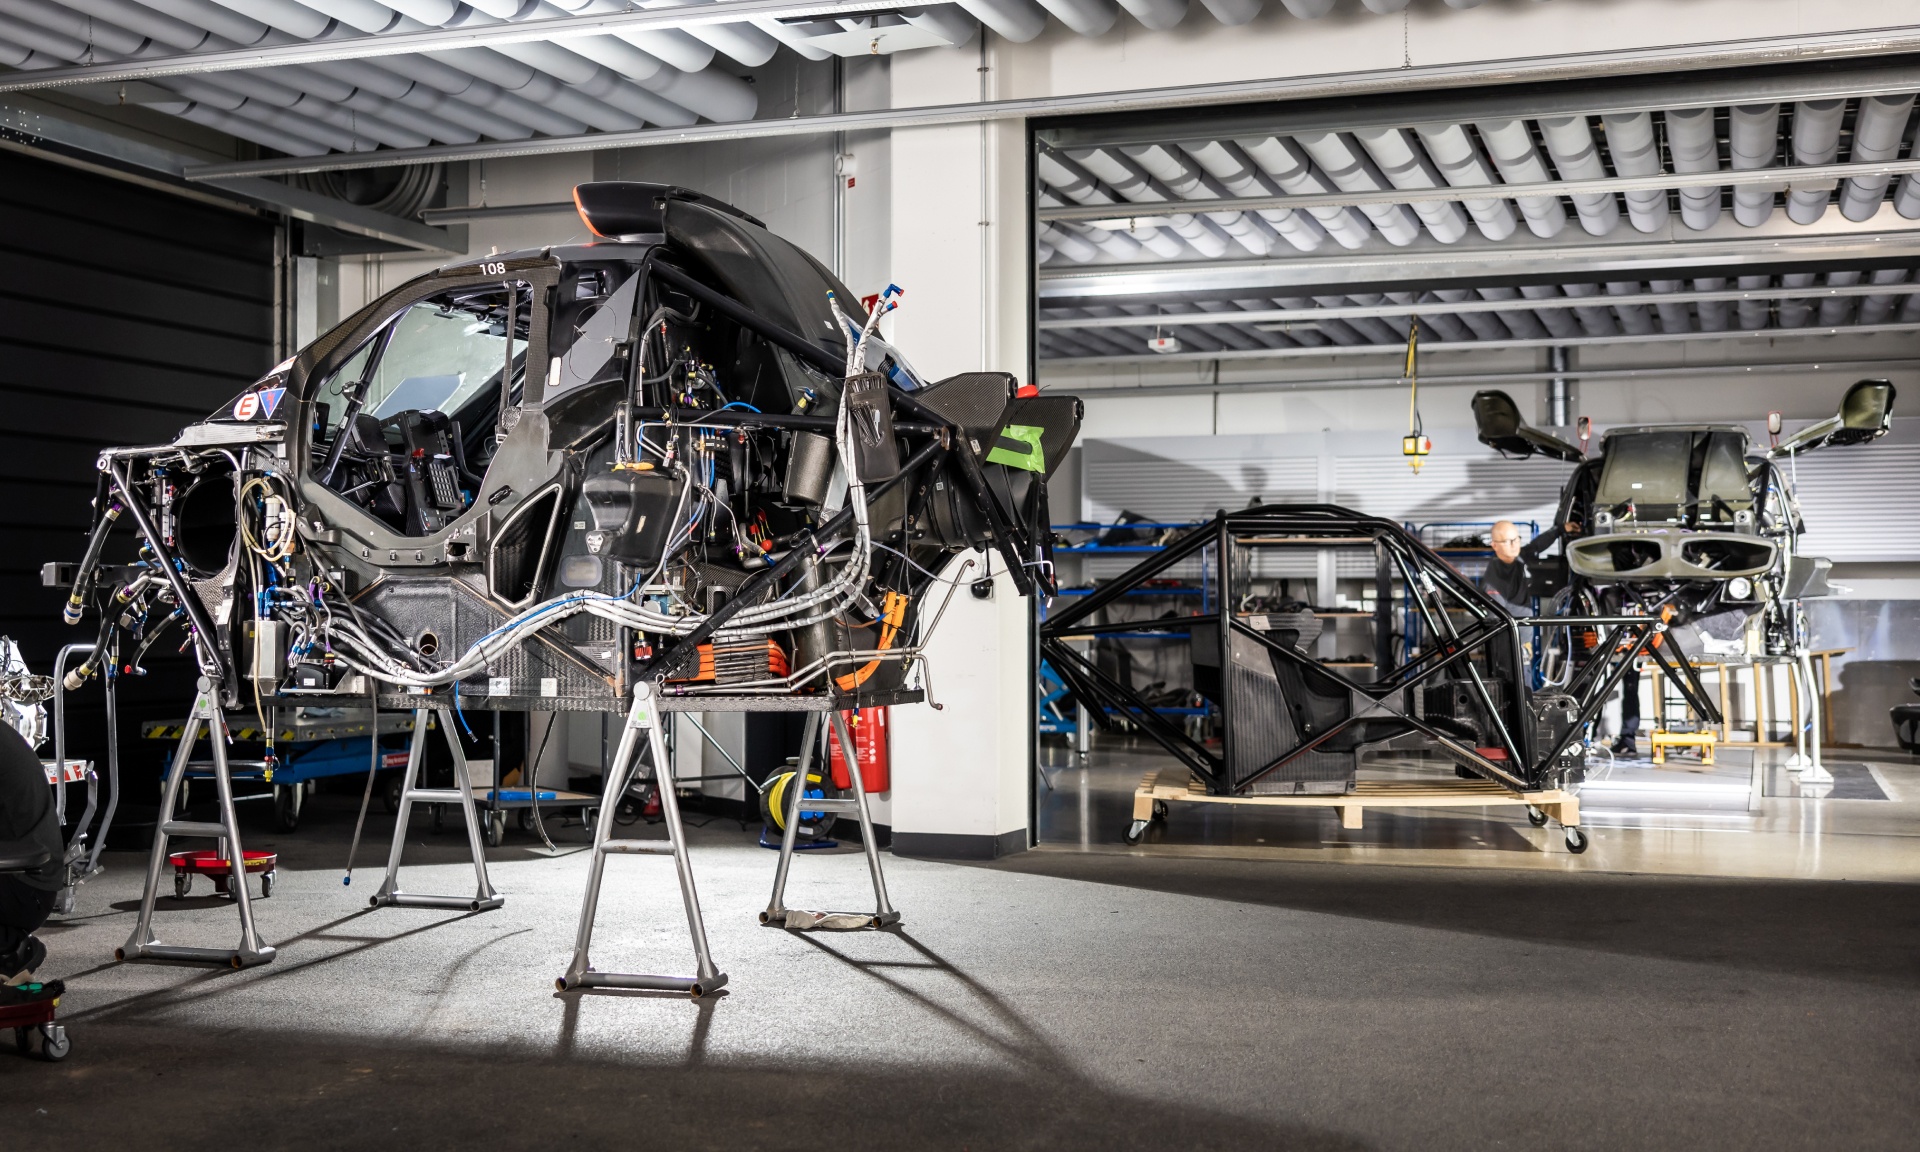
[369,707,504,912]
[84,646,122,878]
[49,643,93,829]
[117,676,275,969]
[49,641,116,914]
[559,682,726,996]
[1039,506,1666,797]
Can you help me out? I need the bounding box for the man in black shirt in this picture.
[1480,521,1533,614]
[0,722,62,988]
[1480,521,1640,758]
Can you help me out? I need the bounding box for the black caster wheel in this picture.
[37,1024,69,1062]
[173,871,191,899]
[1565,826,1590,854]
[1527,805,1549,827]
[1152,800,1170,821]
[273,783,301,832]
[518,808,535,832]
[383,775,402,815]
[485,811,506,848]
[1124,819,1150,845]
[260,870,276,898]
[14,1027,27,1056]
[432,804,445,832]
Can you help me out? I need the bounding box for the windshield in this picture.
[312,286,529,448]
[309,282,533,538]
[364,301,525,420]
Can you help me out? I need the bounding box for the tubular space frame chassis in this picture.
[1040,505,1721,799]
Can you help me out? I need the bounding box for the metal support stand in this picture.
[1786,650,1833,783]
[118,677,275,968]
[370,707,503,912]
[558,683,726,997]
[762,710,900,931]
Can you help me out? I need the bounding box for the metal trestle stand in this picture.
[118,676,275,968]
[559,683,726,997]
[762,708,900,932]
[370,707,503,912]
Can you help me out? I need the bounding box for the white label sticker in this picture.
[488,676,510,696]
[232,392,260,421]
[540,677,559,697]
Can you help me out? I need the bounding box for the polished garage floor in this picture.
[6,747,1918,1151]
[1040,740,1920,881]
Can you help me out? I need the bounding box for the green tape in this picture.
[986,424,1045,472]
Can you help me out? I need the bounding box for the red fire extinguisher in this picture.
[827,707,890,793]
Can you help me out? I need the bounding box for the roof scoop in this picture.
[572,182,763,239]
[1471,390,1585,462]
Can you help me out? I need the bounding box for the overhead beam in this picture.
[1036,219,1920,300]
[1039,321,1920,365]
[420,201,575,225]
[0,0,900,92]
[221,177,460,252]
[1040,281,1920,331]
[0,97,456,251]
[177,21,1920,179]
[1037,157,1920,223]
[1040,359,1920,397]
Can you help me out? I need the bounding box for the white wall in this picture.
[889,550,1031,853]
[1063,362,1920,443]
[879,41,1040,855]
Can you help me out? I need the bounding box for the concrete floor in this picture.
[5,750,1918,1151]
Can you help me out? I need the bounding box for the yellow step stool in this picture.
[1650,729,1716,765]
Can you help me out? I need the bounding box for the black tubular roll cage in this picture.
[1039,506,1718,795]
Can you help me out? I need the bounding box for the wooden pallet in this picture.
[1131,766,1579,830]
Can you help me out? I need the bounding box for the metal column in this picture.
[558,682,726,996]
[370,707,503,912]
[118,677,275,968]
[761,708,900,931]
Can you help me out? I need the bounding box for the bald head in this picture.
[1490,520,1523,564]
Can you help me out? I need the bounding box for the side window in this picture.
[549,267,638,399]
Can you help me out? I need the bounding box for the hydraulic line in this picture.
[64,496,122,625]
